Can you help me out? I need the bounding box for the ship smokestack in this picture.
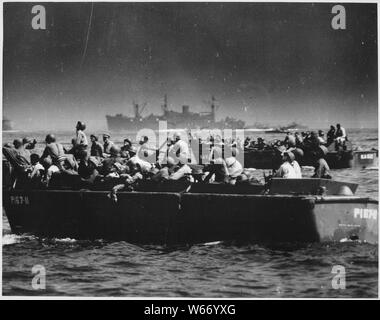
[211,95,216,121]
[182,105,189,114]
[162,94,168,115]
[134,102,139,118]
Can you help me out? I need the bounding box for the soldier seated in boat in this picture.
[284,132,296,149]
[274,151,300,179]
[29,154,44,177]
[289,148,304,164]
[294,132,304,148]
[102,133,116,157]
[120,138,135,159]
[99,146,126,176]
[244,137,252,148]
[22,137,37,151]
[12,138,32,164]
[235,170,261,186]
[171,132,191,163]
[225,148,243,184]
[136,135,150,158]
[77,151,102,183]
[40,157,60,188]
[108,162,144,201]
[153,156,192,181]
[90,134,104,158]
[305,131,321,150]
[10,137,37,167]
[326,125,336,146]
[312,146,332,179]
[49,156,82,190]
[318,130,325,144]
[40,134,66,167]
[204,146,229,183]
[168,159,192,181]
[255,137,267,150]
[2,141,33,189]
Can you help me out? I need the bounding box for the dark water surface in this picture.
[2,128,378,297]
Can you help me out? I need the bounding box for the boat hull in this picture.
[3,190,378,244]
[244,149,354,169]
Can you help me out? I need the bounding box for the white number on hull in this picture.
[10,195,30,205]
[354,208,377,220]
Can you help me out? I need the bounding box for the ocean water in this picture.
[2,128,378,297]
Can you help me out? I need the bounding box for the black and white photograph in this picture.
[1,1,378,300]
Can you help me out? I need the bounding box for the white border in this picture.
[0,0,379,300]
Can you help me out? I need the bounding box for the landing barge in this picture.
[3,179,378,244]
[243,149,377,170]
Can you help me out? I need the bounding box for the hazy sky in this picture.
[3,2,378,130]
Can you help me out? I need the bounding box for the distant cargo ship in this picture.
[269,122,308,133]
[106,96,245,132]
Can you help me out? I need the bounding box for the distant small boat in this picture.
[269,122,308,133]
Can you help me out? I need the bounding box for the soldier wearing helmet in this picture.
[74,121,88,154]
[312,145,332,179]
[40,134,65,166]
[274,151,298,179]
[102,133,116,157]
[318,130,325,144]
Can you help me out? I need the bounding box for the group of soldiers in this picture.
[3,121,250,195]
[3,121,341,194]
[244,123,347,152]
[242,124,348,179]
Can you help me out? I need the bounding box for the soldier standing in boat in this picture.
[327,125,336,145]
[172,132,190,165]
[335,123,347,143]
[74,121,88,155]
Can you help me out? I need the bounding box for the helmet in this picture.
[63,156,76,170]
[110,146,120,156]
[41,157,53,168]
[76,121,86,131]
[173,132,181,141]
[292,148,304,159]
[13,138,23,148]
[45,134,56,144]
[337,185,353,196]
[285,151,295,162]
[22,137,33,145]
